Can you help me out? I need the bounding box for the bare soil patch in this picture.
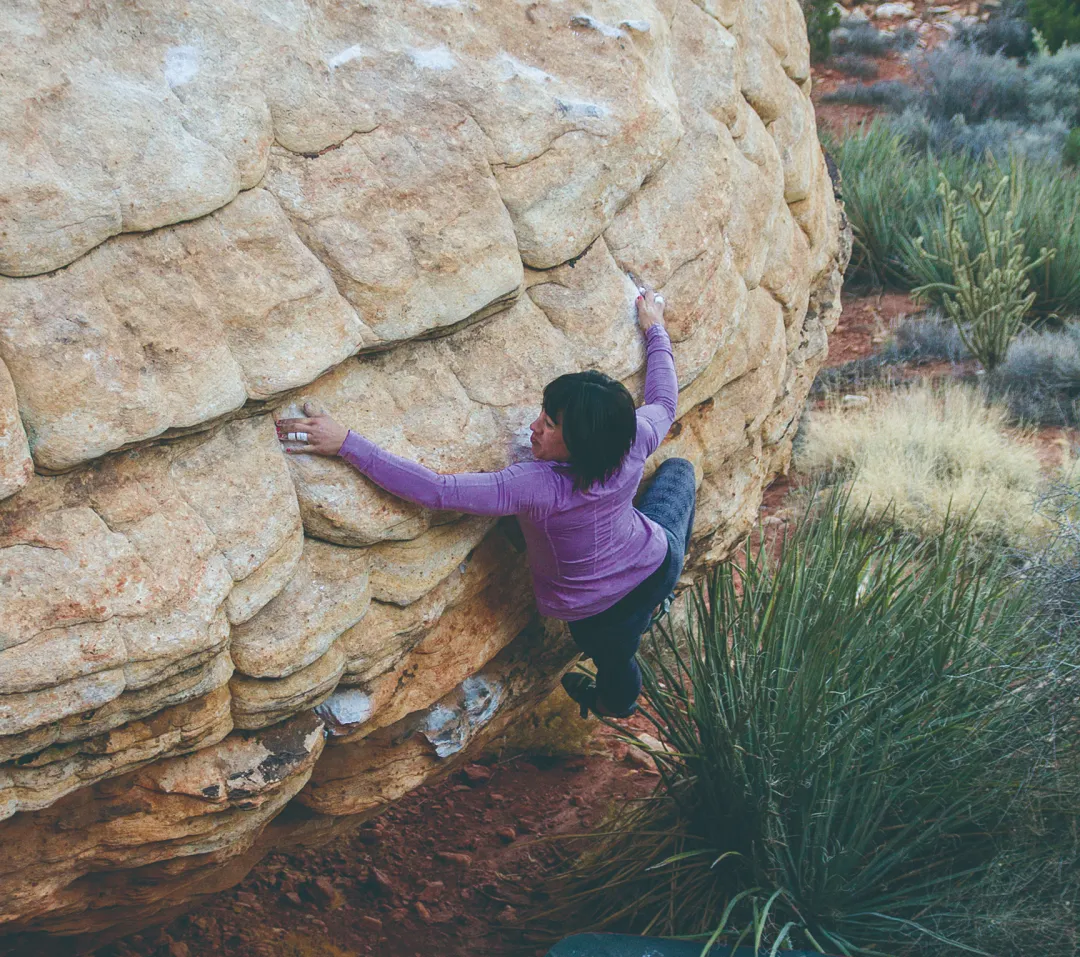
[96,719,659,957]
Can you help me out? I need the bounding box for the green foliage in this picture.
[1028,0,1080,51]
[911,173,1055,369]
[829,42,1080,163]
[825,123,935,287]
[802,0,841,62]
[546,489,1080,956]
[1065,126,1080,165]
[831,123,1080,317]
[487,684,598,758]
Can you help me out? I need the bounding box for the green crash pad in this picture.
[546,934,822,957]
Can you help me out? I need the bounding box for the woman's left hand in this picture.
[276,401,350,456]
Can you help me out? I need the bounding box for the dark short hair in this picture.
[542,371,636,492]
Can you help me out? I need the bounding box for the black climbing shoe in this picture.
[650,591,674,626]
[561,672,638,720]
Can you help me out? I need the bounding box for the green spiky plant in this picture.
[830,124,1080,318]
[544,488,1080,956]
[911,173,1055,370]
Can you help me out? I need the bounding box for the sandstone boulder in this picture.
[0,417,300,816]
[0,0,848,945]
[0,712,323,938]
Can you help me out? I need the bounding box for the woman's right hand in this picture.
[636,286,665,333]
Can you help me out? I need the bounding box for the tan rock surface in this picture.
[0,360,32,500]
[301,619,575,818]
[334,529,532,743]
[0,417,302,803]
[0,678,232,822]
[229,537,370,680]
[0,0,849,943]
[0,712,323,936]
[0,191,366,472]
[263,116,523,345]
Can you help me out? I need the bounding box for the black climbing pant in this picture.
[567,457,697,715]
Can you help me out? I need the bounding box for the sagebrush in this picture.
[987,322,1080,424]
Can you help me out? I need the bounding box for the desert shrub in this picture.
[1028,0,1080,50]
[546,489,1080,955]
[832,21,919,56]
[903,158,1080,319]
[830,20,896,56]
[1066,126,1080,164]
[832,52,880,78]
[820,78,916,109]
[887,309,969,361]
[487,684,598,758]
[809,355,898,395]
[911,174,1055,369]
[890,109,1071,163]
[986,322,1080,424]
[795,381,1051,546]
[840,42,1080,162]
[921,46,1031,123]
[810,312,967,397]
[1025,478,1080,641]
[891,24,919,51]
[1028,43,1080,125]
[802,0,841,62]
[954,0,1036,58]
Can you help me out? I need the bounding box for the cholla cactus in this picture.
[913,172,1055,371]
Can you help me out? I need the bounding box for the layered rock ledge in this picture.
[0,0,849,948]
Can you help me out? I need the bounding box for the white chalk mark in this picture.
[164,45,200,88]
[570,14,627,39]
[328,44,368,69]
[497,52,555,85]
[409,45,457,70]
[315,689,373,731]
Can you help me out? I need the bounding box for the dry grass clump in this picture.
[795,382,1051,545]
[487,683,598,759]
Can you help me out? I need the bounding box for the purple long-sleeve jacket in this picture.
[337,324,678,621]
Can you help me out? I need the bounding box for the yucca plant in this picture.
[833,124,1080,318]
[545,488,1080,956]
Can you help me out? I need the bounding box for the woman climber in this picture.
[275,287,696,720]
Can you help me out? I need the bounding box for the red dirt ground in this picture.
[827,290,915,364]
[97,719,660,957]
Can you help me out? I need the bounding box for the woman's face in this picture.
[530,408,571,461]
